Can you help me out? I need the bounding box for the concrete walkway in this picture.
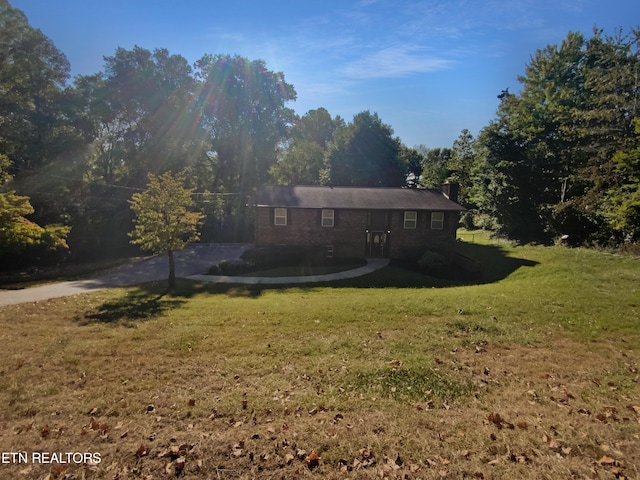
[187,258,389,285]
[0,244,389,307]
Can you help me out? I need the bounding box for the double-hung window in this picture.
[430,212,444,230]
[403,211,417,229]
[321,209,334,227]
[274,208,287,226]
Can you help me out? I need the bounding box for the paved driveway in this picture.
[0,244,250,307]
[0,244,390,307]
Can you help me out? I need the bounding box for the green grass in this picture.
[0,233,639,479]
[351,365,472,402]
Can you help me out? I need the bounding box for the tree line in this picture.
[1,0,638,269]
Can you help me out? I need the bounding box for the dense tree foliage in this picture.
[449,129,476,207]
[269,140,325,185]
[324,111,407,187]
[415,146,451,188]
[400,145,426,189]
[0,0,77,173]
[603,119,640,239]
[269,108,344,185]
[0,154,69,267]
[194,54,297,193]
[2,0,638,271]
[473,28,640,244]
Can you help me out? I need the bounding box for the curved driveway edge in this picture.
[187,258,389,285]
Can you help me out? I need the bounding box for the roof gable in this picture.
[254,185,465,211]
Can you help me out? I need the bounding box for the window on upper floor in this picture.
[321,209,334,227]
[430,211,444,230]
[404,211,417,229]
[274,208,287,226]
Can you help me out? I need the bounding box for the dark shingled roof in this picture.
[254,185,465,211]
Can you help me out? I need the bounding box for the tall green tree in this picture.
[269,140,325,185]
[270,108,344,185]
[99,46,206,186]
[55,46,209,256]
[324,111,406,187]
[400,146,425,189]
[415,146,451,189]
[473,107,544,239]
[474,27,640,244]
[293,107,344,148]
[449,129,477,207]
[194,54,297,193]
[129,171,204,289]
[602,119,640,240]
[0,0,75,172]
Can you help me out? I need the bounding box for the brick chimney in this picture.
[441,182,459,203]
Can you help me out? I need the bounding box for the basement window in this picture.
[274,208,287,226]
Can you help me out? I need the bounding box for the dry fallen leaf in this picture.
[488,412,504,428]
[598,455,616,466]
[388,359,403,369]
[49,465,67,478]
[175,456,186,474]
[135,444,149,458]
[304,451,320,470]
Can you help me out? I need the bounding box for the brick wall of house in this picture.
[387,210,456,258]
[255,207,458,258]
[255,208,369,257]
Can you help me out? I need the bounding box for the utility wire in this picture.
[8,165,249,196]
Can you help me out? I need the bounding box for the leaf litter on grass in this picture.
[0,241,639,478]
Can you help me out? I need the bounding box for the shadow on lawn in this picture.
[455,240,539,283]
[322,240,539,289]
[165,240,539,298]
[80,283,187,326]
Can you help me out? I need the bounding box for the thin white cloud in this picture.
[341,45,453,79]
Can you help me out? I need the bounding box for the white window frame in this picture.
[274,208,287,226]
[430,211,444,230]
[403,211,417,229]
[321,209,335,227]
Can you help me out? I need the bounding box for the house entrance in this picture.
[366,230,388,257]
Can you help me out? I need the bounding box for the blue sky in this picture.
[12,0,638,148]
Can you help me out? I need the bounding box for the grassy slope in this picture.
[0,232,638,479]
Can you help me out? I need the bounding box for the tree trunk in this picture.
[167,249,176,290]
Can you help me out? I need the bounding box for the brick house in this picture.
[252,184,465,259]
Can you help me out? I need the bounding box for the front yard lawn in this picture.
[0,235,638,479]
